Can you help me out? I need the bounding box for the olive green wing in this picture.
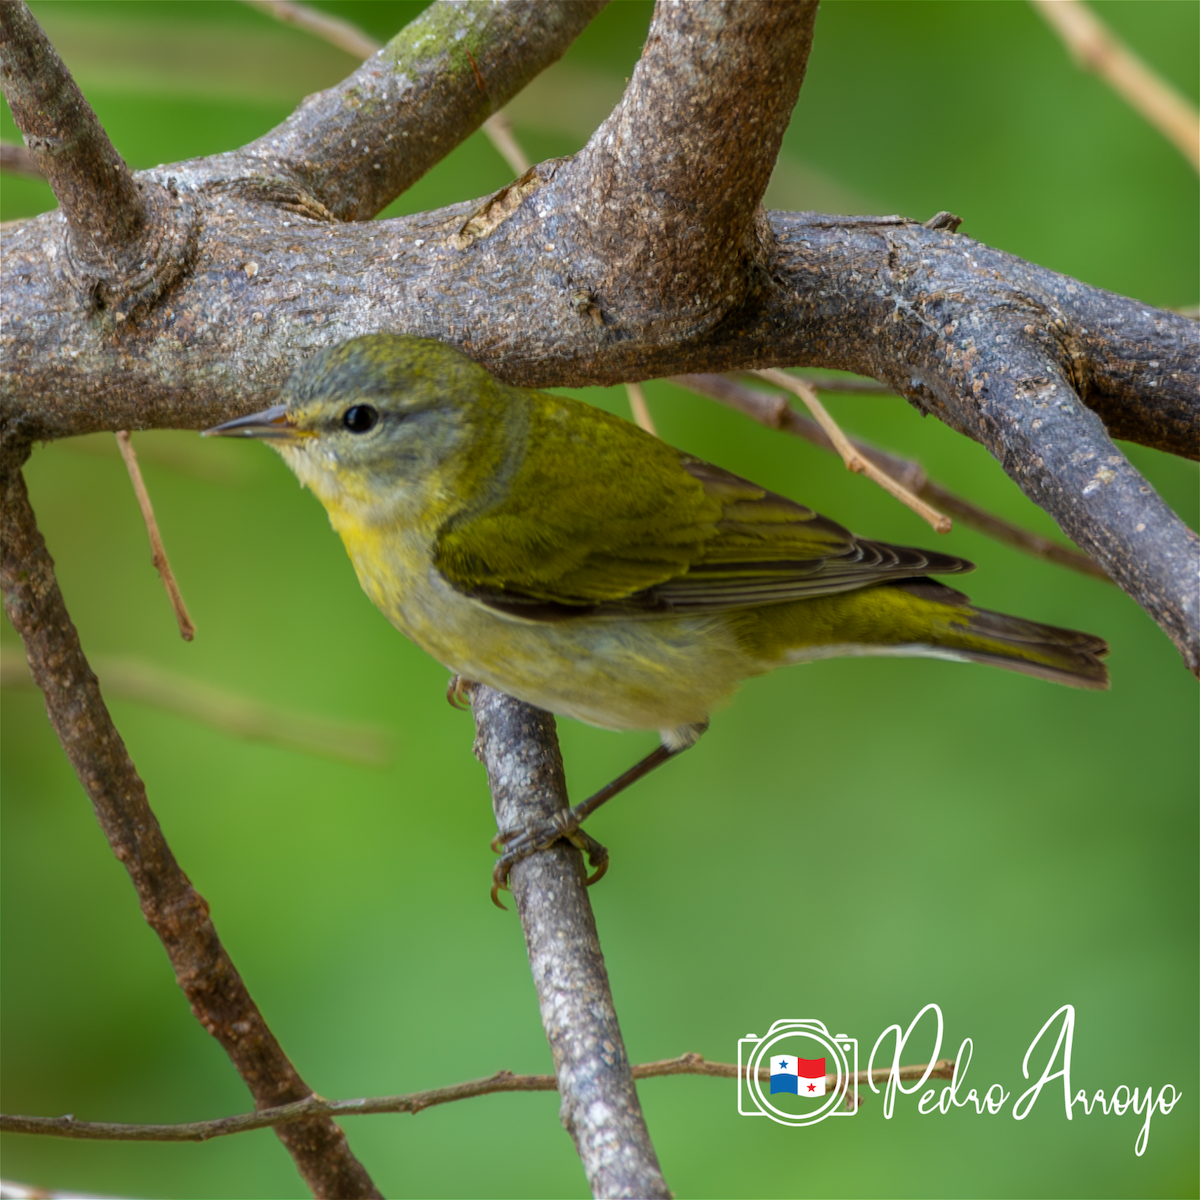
[433,396,971,618]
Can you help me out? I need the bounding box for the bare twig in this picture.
[773,371,891,394]
[244,0,378,59]
[468,686,670,1200]
[625,381,657,436]
[1031,0,1200,172]
[755,368,953,533]
[0,646,392,766]
[114,431,195,641]
[245,0,534,177]
[483,110,532,176]
[0,139,41,178]
[676,373,1111,581]
[0,461,381,1200]
[0,1057,956,1143]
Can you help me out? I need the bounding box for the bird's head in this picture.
[205,334,503,525]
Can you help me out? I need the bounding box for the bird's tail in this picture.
[758,578,1110,689]
[880,579,1110,689]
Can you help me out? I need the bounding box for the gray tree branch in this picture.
[0,460,380,1199]
[0,1,144,253]
[468,685,670,1200]
[196,0,609,221]
[0,1,199,322]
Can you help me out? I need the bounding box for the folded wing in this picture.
[434,401,973,619]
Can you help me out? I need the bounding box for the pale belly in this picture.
[349,541,754,740]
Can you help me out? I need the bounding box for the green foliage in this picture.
[2,3,1196,1198]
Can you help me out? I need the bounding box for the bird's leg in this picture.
[490,738,693,908]
[446,674,475,710]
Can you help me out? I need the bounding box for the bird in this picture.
[206,334,1108,899]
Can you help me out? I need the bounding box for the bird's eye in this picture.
[342,404,379,433]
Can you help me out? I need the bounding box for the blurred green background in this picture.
[2,2,1196,1197]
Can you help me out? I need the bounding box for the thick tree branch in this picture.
[0,458,381,1200]
[0,1,143,254]
[197,0,607,222]
[568,0,817,337]
[468,686,670,1200]
[0,1057,956,1143]
[4,203,1192,665]
[0,1,198,319]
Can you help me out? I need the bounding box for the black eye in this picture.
[342,404,379,433]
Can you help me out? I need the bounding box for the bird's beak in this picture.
[203,404,304,441]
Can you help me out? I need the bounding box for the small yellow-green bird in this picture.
[208,334,1107,889]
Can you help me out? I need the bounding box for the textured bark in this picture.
[0,1,198,321]
[469,686,671,1200]
[0,461,381,1199]
[188,0,609,222]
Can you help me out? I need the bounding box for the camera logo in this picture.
[738,1019,859,1127]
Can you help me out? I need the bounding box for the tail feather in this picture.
[889,579,1109,690]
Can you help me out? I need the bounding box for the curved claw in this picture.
[488,813,610,907]
[490,864,511,910]
[446,675,474,710]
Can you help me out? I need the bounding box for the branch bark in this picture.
[0,1,199,321]
[198,0,609,221]
[0,457,381,1199]
[0,1,144,255]
[468,686,670,1200]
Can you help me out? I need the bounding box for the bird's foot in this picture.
[490,812,609,909]
[446,675,475,710]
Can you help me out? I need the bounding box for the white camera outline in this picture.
[738,1019,859,1126]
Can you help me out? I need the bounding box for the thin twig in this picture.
[769,371,891,394]
[677,373,1111,581]
[0,139,42,179]
[626,381,657,435]
[482,110,532,175]
[114,432,195,641]
[0,1056,956,1143]
[243,0,379,58]
[1031,0,1200,172]
[0,461,381,1200]
[755,368,953,533]
[242,0,533,177]
[0,647,393,767]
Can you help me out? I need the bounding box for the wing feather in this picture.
[433,397,973,619]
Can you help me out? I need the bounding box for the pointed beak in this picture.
[203,404,301,441]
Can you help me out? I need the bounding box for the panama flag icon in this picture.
[769,1055,826,1096]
